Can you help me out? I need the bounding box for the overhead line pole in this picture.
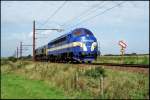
[17,46,18,58]
[32,20,64,62]
[33,20,35,61]
[20,42,22,58]
[18,42,32,58]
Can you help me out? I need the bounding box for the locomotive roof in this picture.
[49,28,91,43]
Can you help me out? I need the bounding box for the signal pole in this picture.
[118,40,127,64]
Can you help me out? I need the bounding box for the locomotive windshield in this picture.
[84,29,93,35]
[73,28,93,36]
[80,36,95,43]
[74,31,81,36]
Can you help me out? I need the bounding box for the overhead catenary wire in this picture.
[61,1,105,28]
[36,1,125,39]
[66,1,126,31]
[38,1,67,29]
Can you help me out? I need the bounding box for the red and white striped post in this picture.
[118,40,127,64]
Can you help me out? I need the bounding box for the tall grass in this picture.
[1,60,149,99]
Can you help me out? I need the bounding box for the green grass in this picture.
[95,55,149,65]
[1,73,67,99]
[1,60,149,99]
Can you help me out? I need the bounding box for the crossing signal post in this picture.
[118,40,127,64]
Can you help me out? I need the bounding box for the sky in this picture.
[1,1,149,57]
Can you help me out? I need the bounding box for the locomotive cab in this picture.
[71,28,98,63]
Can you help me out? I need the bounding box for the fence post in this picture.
[100,75,104,98]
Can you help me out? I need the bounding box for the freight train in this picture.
[35,28,98,63]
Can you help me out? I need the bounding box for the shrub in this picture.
[84,67,106,78]
[8,57,17,62]
[1,58,8,65]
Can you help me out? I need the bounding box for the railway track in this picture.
[80,63,149,75]
[36,60,149,68]
[87,63,149,68]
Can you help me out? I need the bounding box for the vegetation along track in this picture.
[59,62,149,75]
[35,60,149,75]
[87,63,149,68]
[36,60,149,68]
[84,63,149,75]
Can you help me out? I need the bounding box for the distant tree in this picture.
[104,54,113,56]
[8,56,17,62]
[21,55,32,60]
[27,55,32,59]
[131,53,137,55]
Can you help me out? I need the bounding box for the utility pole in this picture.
[17,46,18,58]
[19,42,32,58]
[33,20,35,61]
[20,41,22,58]
[32,20,64,62]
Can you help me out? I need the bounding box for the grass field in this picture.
[1,58,149,99]
[1,73,67,99]
[95,55,149,65]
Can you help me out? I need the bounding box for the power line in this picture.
[38,1,67,28]
[66,1,125,30]
[61,1,105,28]
[66,1,126,30]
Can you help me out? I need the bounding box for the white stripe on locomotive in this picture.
[46,42,97,54]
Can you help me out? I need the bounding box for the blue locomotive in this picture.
[35,28,98,63]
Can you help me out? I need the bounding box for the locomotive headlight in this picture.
[81,52,85,55]
[91,42,97,51]
[82,43,87,51]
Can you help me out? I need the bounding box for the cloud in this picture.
[28,32,33,38]
[1,1,149,57]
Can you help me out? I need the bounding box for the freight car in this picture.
[35,28,98,63]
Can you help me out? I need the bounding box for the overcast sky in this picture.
[1,1,149,57]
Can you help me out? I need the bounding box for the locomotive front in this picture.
[71,28,98,63]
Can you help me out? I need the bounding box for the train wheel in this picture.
[82,61,85,63]
[88,61,91,64]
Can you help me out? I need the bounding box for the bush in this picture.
[84,67,106,78]
[8,57,17,62]
[1,58,8,65]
